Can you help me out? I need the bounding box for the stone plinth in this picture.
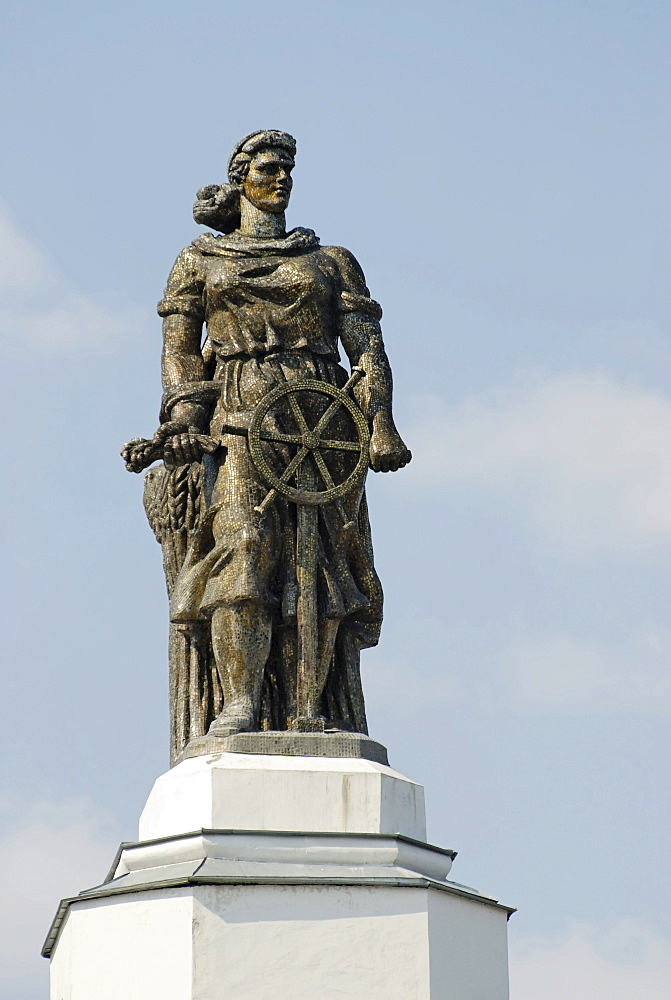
[176,729,390,765]
[45,751,513,1000]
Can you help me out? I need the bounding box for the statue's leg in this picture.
[208,599,272,736]
[201,426,279,736]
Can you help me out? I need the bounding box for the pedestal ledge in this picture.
[139,751,426,842]
[176,729,389,765]
[112,829,456,885]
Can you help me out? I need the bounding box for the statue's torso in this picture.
[200,245,343,362]
[158,231,377,426]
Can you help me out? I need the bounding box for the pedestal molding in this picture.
[119,827,454,871]
[43,827,514,959]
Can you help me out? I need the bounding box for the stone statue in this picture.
[122,130,411,763]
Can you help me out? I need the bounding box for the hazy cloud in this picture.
[501,627,671,712]
[367,621,671,716]
[405,372,671,556]
[510,920,671,1000]
[0,204,141,353]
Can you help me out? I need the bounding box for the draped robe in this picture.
[148,227,388,760]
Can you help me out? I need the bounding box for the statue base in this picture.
[176,728,389,765]
[44,752,513,999]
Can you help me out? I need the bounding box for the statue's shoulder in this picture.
[159,243,207,316]
[319,244,361,268]
[318,245,367,288]
[167,241,206,271]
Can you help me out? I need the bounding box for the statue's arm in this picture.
[156,247,216,466]
[161,314,208,428]
[323,246,411,473]
[158,248,208,431]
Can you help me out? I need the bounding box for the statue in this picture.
[122,130,411,763]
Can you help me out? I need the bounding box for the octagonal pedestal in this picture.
[45,751,513,1000]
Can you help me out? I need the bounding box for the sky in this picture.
[0,0,670,995]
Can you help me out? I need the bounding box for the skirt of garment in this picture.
[168,348,383,733]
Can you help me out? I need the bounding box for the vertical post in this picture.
[293,458,322,729]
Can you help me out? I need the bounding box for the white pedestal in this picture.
[45,752,513,999]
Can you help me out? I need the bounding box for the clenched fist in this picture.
[369,411,412,473]
[163,428,219,468]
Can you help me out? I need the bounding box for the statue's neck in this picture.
[239,195,286,238]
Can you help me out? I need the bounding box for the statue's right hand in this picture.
[163,428,219,468]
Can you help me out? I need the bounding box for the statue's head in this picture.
[194,130,297,234]
[229,130,296,213]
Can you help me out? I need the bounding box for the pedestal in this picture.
[45,748,513,999]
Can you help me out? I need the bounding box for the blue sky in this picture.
[1,1,670,996]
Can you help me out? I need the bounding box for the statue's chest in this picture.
[203,253,335,311]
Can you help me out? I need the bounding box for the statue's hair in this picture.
[193,130,296,234]
[192,183,244,235]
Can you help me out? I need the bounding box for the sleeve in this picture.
[157,246,206,322]
[321,246,383,321]
[320,246,393,419]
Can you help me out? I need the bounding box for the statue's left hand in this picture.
[163,428,219,469]
[369,412,412,473]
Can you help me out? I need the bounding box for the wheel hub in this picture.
[302,430,320,449]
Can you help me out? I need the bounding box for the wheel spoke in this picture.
[317,438,360,451]
[287,393,311,434]
[313,398,343,437]
[277,445,310,486]
[260,430,304,445]
[311,448,336,490]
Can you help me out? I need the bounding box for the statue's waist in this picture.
[210,350,347,428]
[161,351,348,428]
[212,344,340,369]
[206,322,339,362]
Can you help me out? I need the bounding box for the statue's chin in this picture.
[250,199,289,214]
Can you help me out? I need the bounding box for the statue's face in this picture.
[243,150,294,213]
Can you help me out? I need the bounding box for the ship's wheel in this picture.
[248,371,370,512]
